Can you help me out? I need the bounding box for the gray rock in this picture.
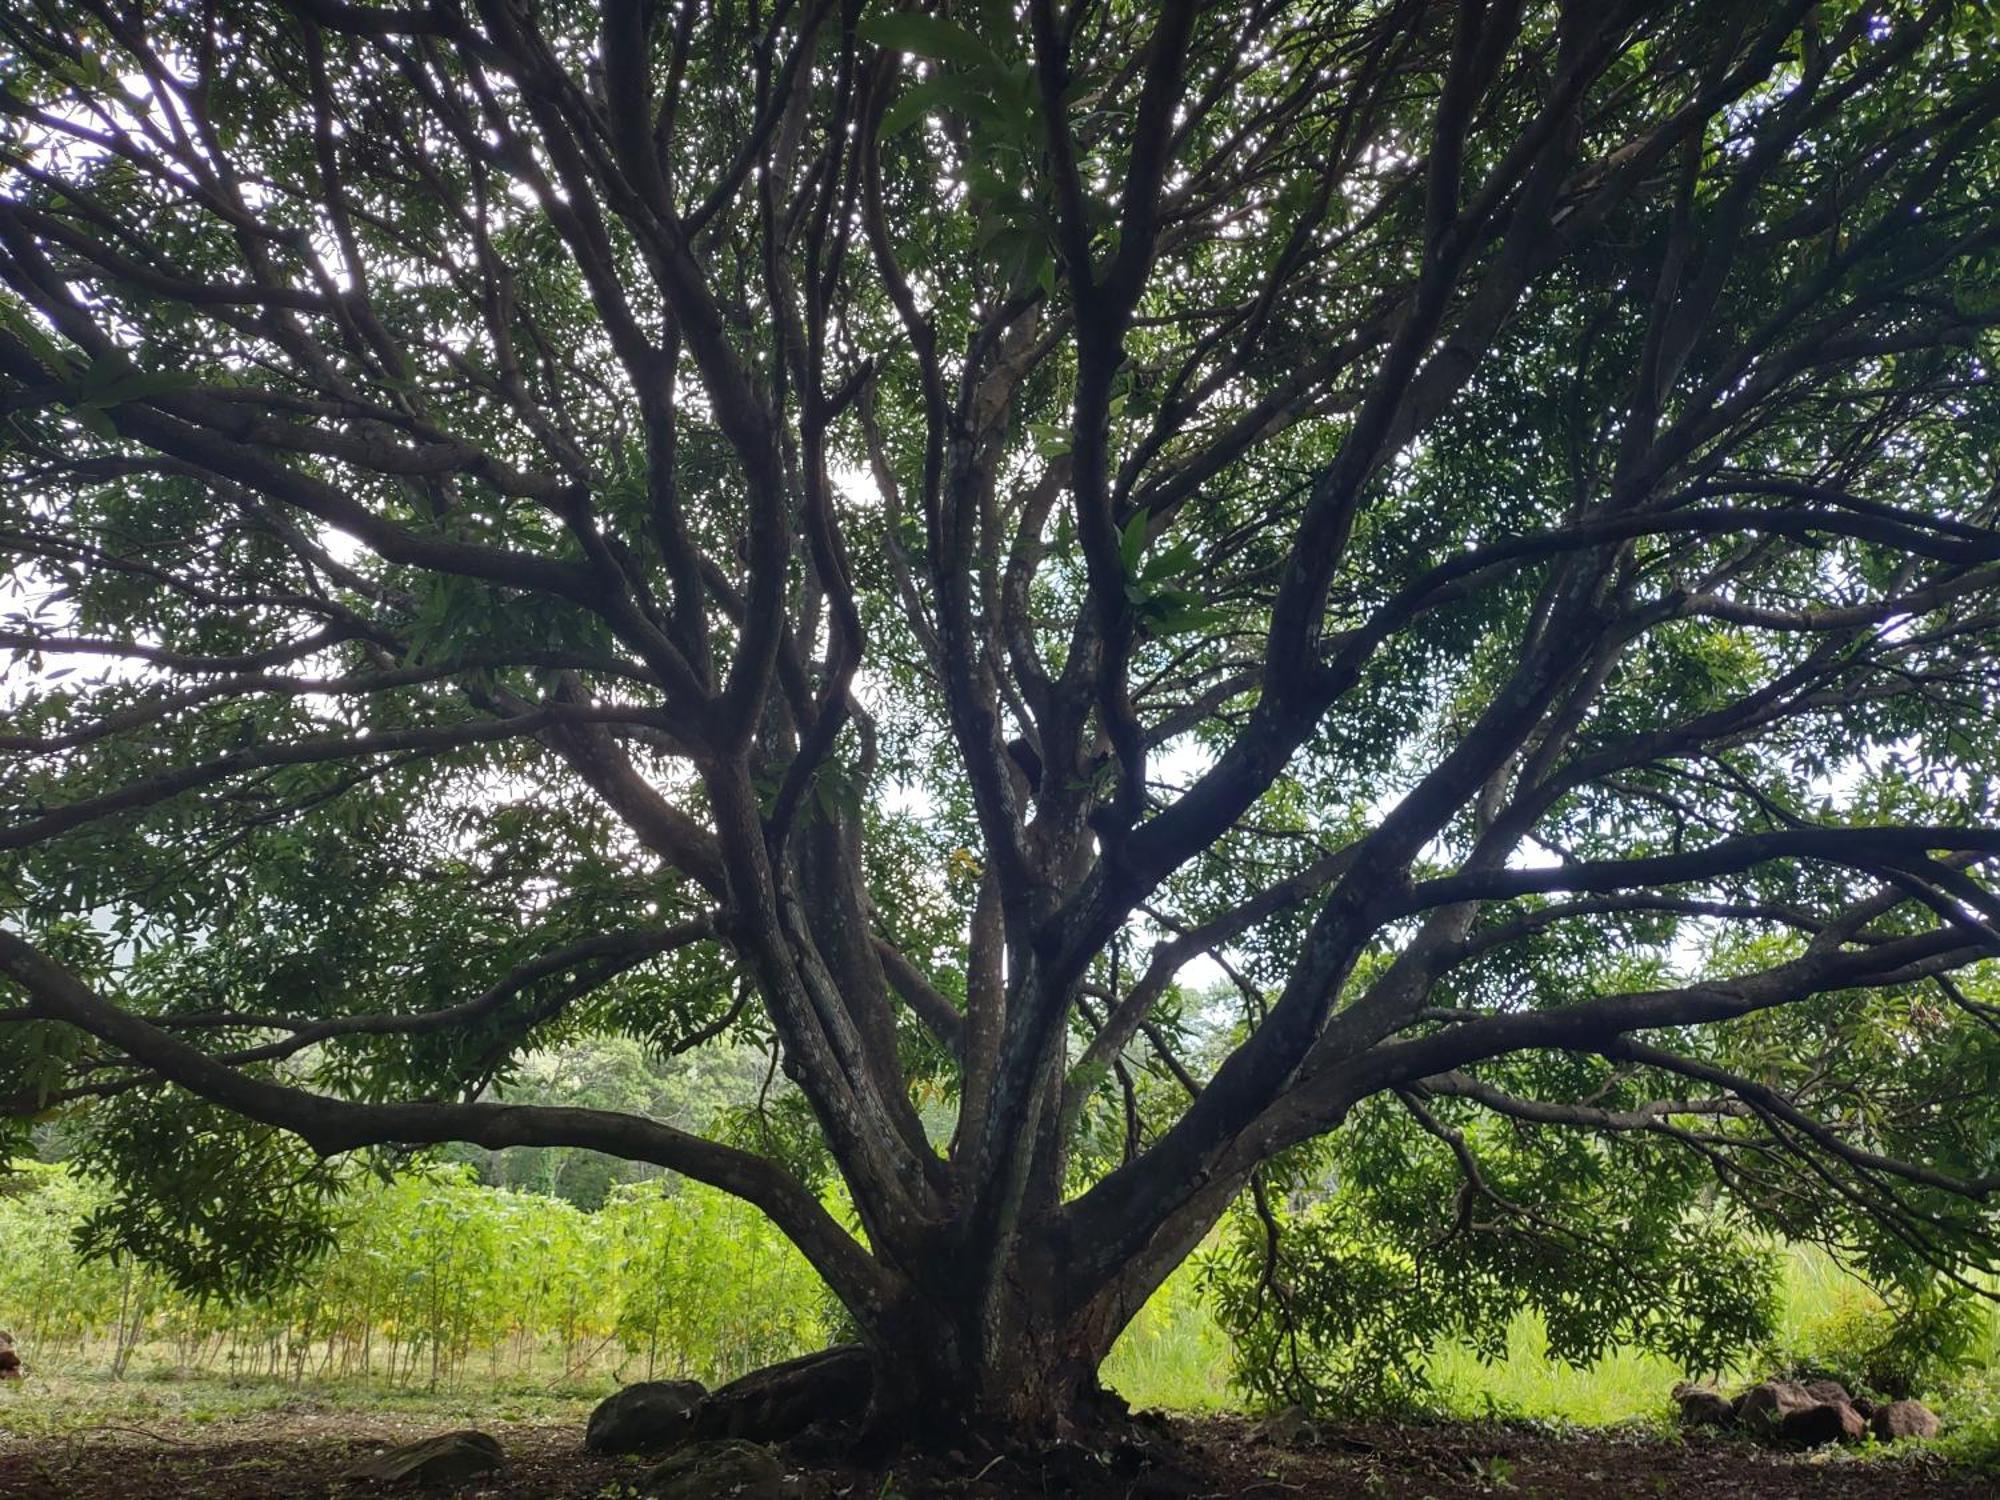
[639,1439,784,1500]
[340,1431,505,1486]
[585,1379,707,1455]
[1871,1398,1941,1442]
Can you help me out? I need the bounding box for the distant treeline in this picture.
[0,1163,829,1388]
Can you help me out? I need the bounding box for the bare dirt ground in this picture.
[0,1410,1989,1499]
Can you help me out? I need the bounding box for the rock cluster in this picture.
[1671,1379,1941,1448]
[582,1345,875,1497]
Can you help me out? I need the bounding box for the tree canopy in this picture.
[3,0,2000,1437]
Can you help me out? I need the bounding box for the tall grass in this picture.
[1099,1268,1236,1413]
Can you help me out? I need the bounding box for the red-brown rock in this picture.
[1871,1399,1941,1442]
[1735,1380,1816,1437]
[1671,1382,1735,1427]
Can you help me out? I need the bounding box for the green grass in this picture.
[1099,1279,1237,1413]
[1425,1318,1677,1425]
[0,1353,603,1443]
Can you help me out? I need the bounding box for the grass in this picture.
[1426,1318,1677,1425]
[1419,1250,1885,1425]
[0,1354,604,1443]
[1098,1279,1237,1414]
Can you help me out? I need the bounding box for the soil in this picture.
[0,1410,1986,1498]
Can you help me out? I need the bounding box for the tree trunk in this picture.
[856,1237,1128,1447]
[696,1248,1122,1453]
[870,1320,1105,1443]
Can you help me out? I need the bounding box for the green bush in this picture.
[1201,1095,1783,1414]
[1761,1275,1992,1400]
[1931,1372,2000,1471]
[0,1163,128,1354]
[605,1180,828,1381]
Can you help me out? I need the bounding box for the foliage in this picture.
[448,1037,774,1210]
[6,1158,1997,1442]
[2,0,2000,1425]
[0,1163,128,1353]
[67,1090,350,1303]
[1097,1250,1236,1414]
[1203,1100,1783,1412]
[608,1178,829,1381]
[1762,1274,1991,1402]
[1930,1372,2000,1473]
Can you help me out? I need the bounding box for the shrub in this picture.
[0,1163,829,1388]
[1762,1276,1992,1400]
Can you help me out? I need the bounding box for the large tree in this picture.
[5,0,2000,1442]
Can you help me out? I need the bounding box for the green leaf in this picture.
[857,13,999,71]
[986,221,1050,292]
[1142,535,1200,584]
[1141,592,1228,637]
[71,404,117,440]
[1118,508,1150,576]
[880,77,950,136]
[879,72,997,136]
[0,297,73,377]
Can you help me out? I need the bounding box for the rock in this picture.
[1671,1382,1735,1427]
[585,1379,707,1455]
[1778,1399,1867,1447]
[1735,1379,1817,1438]
[639,1439,784,1500]
[783,1418,861,1465]
[1255,1404,1318,1445]
[1803,1378,1852,1406]
[1871,1399,1941,1442]
[691,1344,872,1444]
[340,1431,505,1486]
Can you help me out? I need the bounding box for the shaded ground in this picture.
[0,1409,1989,1499]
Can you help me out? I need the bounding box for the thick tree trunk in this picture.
[689,1298,1116,1455]
[865,1295,1116,1445]
[864,1220,1162,1450]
